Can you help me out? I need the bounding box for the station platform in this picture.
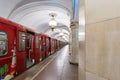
[14,45,78,80]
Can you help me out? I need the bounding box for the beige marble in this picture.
[85,0,120,24]
[79,41,85,80]
[86,72,107,80]
[78,0,86,79]
[70,21,79,64]
[82,0,120,80]
[86,18,120,80]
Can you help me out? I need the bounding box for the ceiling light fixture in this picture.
[49,13,57,31]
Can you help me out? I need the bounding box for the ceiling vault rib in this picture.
[8,1,71,19]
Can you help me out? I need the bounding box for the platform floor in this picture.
[15,45,78,80]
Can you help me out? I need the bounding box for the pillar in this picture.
[69,20,79,64]
[69,32,72,55]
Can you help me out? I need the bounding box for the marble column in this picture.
[69,32,72,55]
[69,21,79,64]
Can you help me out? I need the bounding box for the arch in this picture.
[8,1,72,19]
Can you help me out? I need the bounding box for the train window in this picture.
[19,32,26,51]
[0,31,8,56]
[46,38,49,48]
[51,40,54,50]
[36,36,39,48]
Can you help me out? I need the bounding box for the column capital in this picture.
[70,21,79,29]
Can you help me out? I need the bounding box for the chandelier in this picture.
[49,13,57,31]
[59,32,64,36]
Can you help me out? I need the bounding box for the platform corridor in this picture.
[15,45,78,80]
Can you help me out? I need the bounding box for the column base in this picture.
[69,61,78,65]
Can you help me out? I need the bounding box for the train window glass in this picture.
[46,38,49,48]
[36,36,39,48]
[19,32,26,51]
[0,31,8,56]
[41,36,45,51]
[26,34,31,48]
[51,40,54,51]
[26,38,29,48]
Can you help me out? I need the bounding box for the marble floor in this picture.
[15,45,78,80]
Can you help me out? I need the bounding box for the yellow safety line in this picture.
[30,53,59,80]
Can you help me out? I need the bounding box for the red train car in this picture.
[0,17,40,79]
[0,17,64,80]
[0,17,27,79]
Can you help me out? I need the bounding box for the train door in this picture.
[54,39,56,52]
[0,23,17,79]
[51,39,54,54]
[38,35,42,61]
[41,36,45,60]
[55,40,57,51]
[49,38,51,55]
[46,37,49,57]
[35,34,42,63]
[56,40,58,50]
[50,39,52,54]
[26,32,35,68]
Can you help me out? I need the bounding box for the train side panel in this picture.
[0,17,66,80]
[35,34,42,63]
[0,22,19,79]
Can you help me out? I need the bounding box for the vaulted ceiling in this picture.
[0,0,85,42]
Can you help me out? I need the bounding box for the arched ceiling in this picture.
[0,0,73,42]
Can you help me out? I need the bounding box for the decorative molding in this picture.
[70,21,79,29]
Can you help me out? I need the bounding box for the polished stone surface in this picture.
[70,21,79,64]
[15,45,78,80]
[86,18,120,80]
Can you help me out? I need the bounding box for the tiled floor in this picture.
[15,45,78,80]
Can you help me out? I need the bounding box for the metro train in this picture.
[0,17,65,80]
